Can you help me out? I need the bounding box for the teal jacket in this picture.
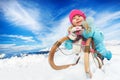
[82,20,112,60]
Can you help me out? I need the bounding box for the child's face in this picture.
[72,15,84,26]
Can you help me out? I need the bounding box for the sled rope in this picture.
[91,53,98,68]
[58,47,73,55]
[57,44,84,56]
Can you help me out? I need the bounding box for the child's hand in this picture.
[81,41,86,45]
[68,33,77,40]
[68,29,77,40]
[90,48,95,53]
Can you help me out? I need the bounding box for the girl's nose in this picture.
[76,17,79,20]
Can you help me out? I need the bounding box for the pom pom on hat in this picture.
[69,9,86,23]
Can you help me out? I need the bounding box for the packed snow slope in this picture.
[0,45,120,80]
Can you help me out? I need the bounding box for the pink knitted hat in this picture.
[69,9,86,23]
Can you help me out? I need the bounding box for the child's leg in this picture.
[95,43,112,60]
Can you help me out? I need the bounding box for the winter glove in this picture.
[68,29,77,40]
[68,33,77,40]
[90,48,95,53]
[68,26,84,40]
[64,40,73,50]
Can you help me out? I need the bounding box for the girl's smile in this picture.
[72,15,84,26]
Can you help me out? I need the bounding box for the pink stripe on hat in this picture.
[69,9,86,23]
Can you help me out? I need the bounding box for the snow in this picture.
[0,45,120,80]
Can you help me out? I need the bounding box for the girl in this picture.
[65,9,112,60]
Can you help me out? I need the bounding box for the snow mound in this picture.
[0,45,120,80]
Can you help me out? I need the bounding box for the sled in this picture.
[84,38,104,78]
[48,36,103,78]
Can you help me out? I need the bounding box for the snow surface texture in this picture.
[0,45,120,80]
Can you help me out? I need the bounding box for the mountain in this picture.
[0,51,49,59]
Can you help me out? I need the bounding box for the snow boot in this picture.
[106,51,112,60]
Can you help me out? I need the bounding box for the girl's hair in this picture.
[82,21,91,33]
[68,25,73,33]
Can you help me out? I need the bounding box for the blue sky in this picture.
[0,0,120,54]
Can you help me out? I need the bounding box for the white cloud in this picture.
[104,23,120,37]
[94,11,120,40]
[105,40,120,46]
[83,8,96,17]
[0,0,42,34]
[0,44,16,49]
[104,29,120,40]
[37,16,70,48]
[1,34,35,42]
[11,45,40,51]
[0,44,42,53]
[96,11,120,27]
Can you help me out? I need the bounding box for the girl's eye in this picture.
[73,17,76,19]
